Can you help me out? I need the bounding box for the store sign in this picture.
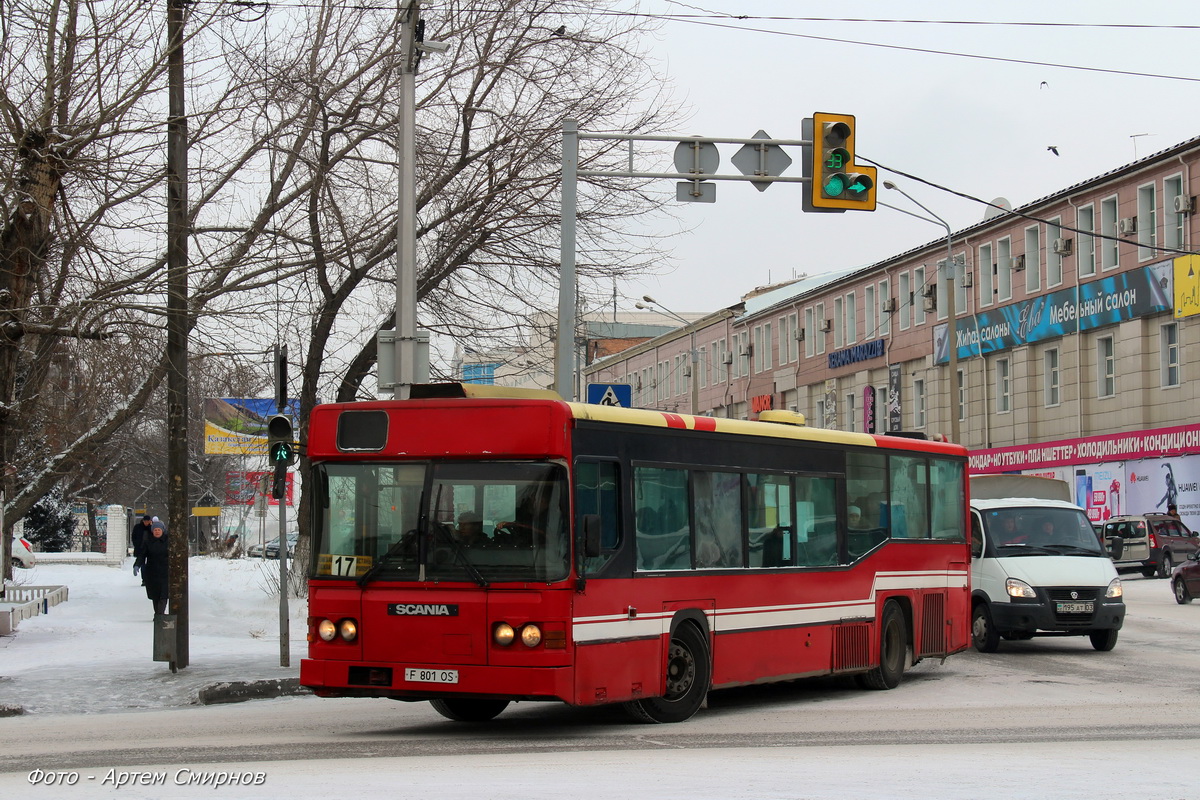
[827,338,885,370]
[751,394,774,413]
[968,422,1200,473]
[935,261,1174,364]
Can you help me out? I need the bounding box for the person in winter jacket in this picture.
[130,515,153,574]
[134,520,170,616]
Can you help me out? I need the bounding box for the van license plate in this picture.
[404,668,459,684]
[1056,601,1093,614]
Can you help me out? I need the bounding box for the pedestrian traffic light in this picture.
[266,414,295,467]
[802,112,877,212]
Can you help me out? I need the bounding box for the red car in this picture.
[1172,553,1200,604]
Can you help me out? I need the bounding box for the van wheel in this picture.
[861,602,907,690]
[1157,554,1173,579]
[971,603,1001,653]
[429,698,509,722]
[623,623,710,723]
[1088,629,1118,651]
[1174,578,1192,604]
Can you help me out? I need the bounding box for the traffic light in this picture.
[802,112,877,212]
[266,414,295,467]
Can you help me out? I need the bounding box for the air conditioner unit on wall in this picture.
[739,343,753,357]
[1012,254,1026,271]
[961,272,974,288]
[881,298,897,312]
[722,352,733,365]
[794,328,806,341]
[1118,217,1137,236]
[1174,195,1195,214]
[818,318,833,332]
[921,284,936,298]
[922,296,937,313]
[1053,237,1073,256]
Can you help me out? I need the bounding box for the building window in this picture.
[898,273,911,331]
[914,266,927,326]
[1046,216,1063,287]
[816,399,826,429]
[1024,225,1041,294]
[716,338,727,383]
[763,321,772,370]
[995,357,1010,413]
[913,378,926,428]
[1097,336,1114,398]
[1078,205,1096,277]
[699,346,708,388]
[1162,323,1180,387]
[1137,182,1157,262]
[878,278,891,335]
[844,291,857,344]
[833,297,843,349]
[803,309,815,358]
[1044,348,1060,407]
[753,326,764,373]
[997,237,1012,301]
[846,392,856,432]
[815,302,826,355]
[462,362,499,384]
[1101,195,1119,270]
[978,243,994,307]
[738,331,750,376]
[956,368,966,421]
[954,255,967,317]
[1165,175,1186,251]
[864,285,876,340]
[781,314,797,364]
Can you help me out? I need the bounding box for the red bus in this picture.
[300,384,971,723]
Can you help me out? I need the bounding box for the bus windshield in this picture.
[314,461,570,583]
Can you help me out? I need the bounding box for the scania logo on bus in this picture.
[388,603,459,616]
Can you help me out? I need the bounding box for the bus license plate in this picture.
[1056,601,1093,614]
[404,668,459,684]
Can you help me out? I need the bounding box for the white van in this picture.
[970,476,1125,652]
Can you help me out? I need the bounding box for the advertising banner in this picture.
[224,470,293,506]
[935,261,1174,364]
[1124,455,1200,531]
[887,364,902,431]
[969,422,1200,473]
[1176,254,1200,320]
[204,398,299,455]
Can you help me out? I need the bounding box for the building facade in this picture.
[585,137,1200,530]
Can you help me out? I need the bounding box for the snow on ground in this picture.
[0,556,305,714]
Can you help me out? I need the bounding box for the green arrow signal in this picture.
[848,182,867,195]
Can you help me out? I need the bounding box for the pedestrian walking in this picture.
[134,519,170,616]
[130,515,153,575]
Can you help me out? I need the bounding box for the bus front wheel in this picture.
[861,601,907,690]
[430,698,510,722]
[623,623,711,723]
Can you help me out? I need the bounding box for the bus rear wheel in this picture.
[623,623,710,723]
[860,601,907,690]
[430,698,510,722]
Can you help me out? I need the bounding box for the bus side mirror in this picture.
[582,514,602,558]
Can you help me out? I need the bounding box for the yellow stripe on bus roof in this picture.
[566,402,878,447]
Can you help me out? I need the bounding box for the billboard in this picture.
[224,470,293,506]
[204,398,299,455]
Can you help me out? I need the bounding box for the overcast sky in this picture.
[616,0,1200,313]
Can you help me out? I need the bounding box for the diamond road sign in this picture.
[586,383,632,407]
[731,130,793,192]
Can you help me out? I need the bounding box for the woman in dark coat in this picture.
[135,521,170,615]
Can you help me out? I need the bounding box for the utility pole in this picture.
[393,1,419,400]
[165,0,190,670]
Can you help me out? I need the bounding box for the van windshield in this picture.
[983,507,1105,556]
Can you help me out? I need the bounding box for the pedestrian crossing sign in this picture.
[586,383,632,407]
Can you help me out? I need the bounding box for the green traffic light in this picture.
[823,174,846,197]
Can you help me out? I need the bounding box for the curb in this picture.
[0,704,25,717]
[196,678,310,706]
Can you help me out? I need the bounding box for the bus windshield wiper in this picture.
[430,523,489,588]
[357,531,418,587]
[996,543,1059,556]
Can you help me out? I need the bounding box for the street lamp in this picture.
[637,295,699,416]
[882,181,960,445]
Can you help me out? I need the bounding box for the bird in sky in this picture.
[1047,146,1060,156]
[552,25,566,36]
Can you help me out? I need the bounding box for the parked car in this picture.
[11,535,35,568]
[264,533,298,560]
[1171,553,1200,604]
[1103,514,1200,578]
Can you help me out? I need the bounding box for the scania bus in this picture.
[300,384,971,723]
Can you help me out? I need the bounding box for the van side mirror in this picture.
[582,514,602,558]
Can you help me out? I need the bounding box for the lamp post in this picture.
[882,181,960,445]
[637,296,699,416]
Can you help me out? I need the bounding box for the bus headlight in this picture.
[1106,578,1124,599]
[339,619,358,641]
[520,624,542,648]
[494,622,515,646]
[1005,578,1037,599]
[318,619,337,642]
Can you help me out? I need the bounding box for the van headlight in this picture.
[1105,578,1123,599]
[1005,578,1037,599]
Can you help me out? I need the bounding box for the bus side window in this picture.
[575,460,621,575]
